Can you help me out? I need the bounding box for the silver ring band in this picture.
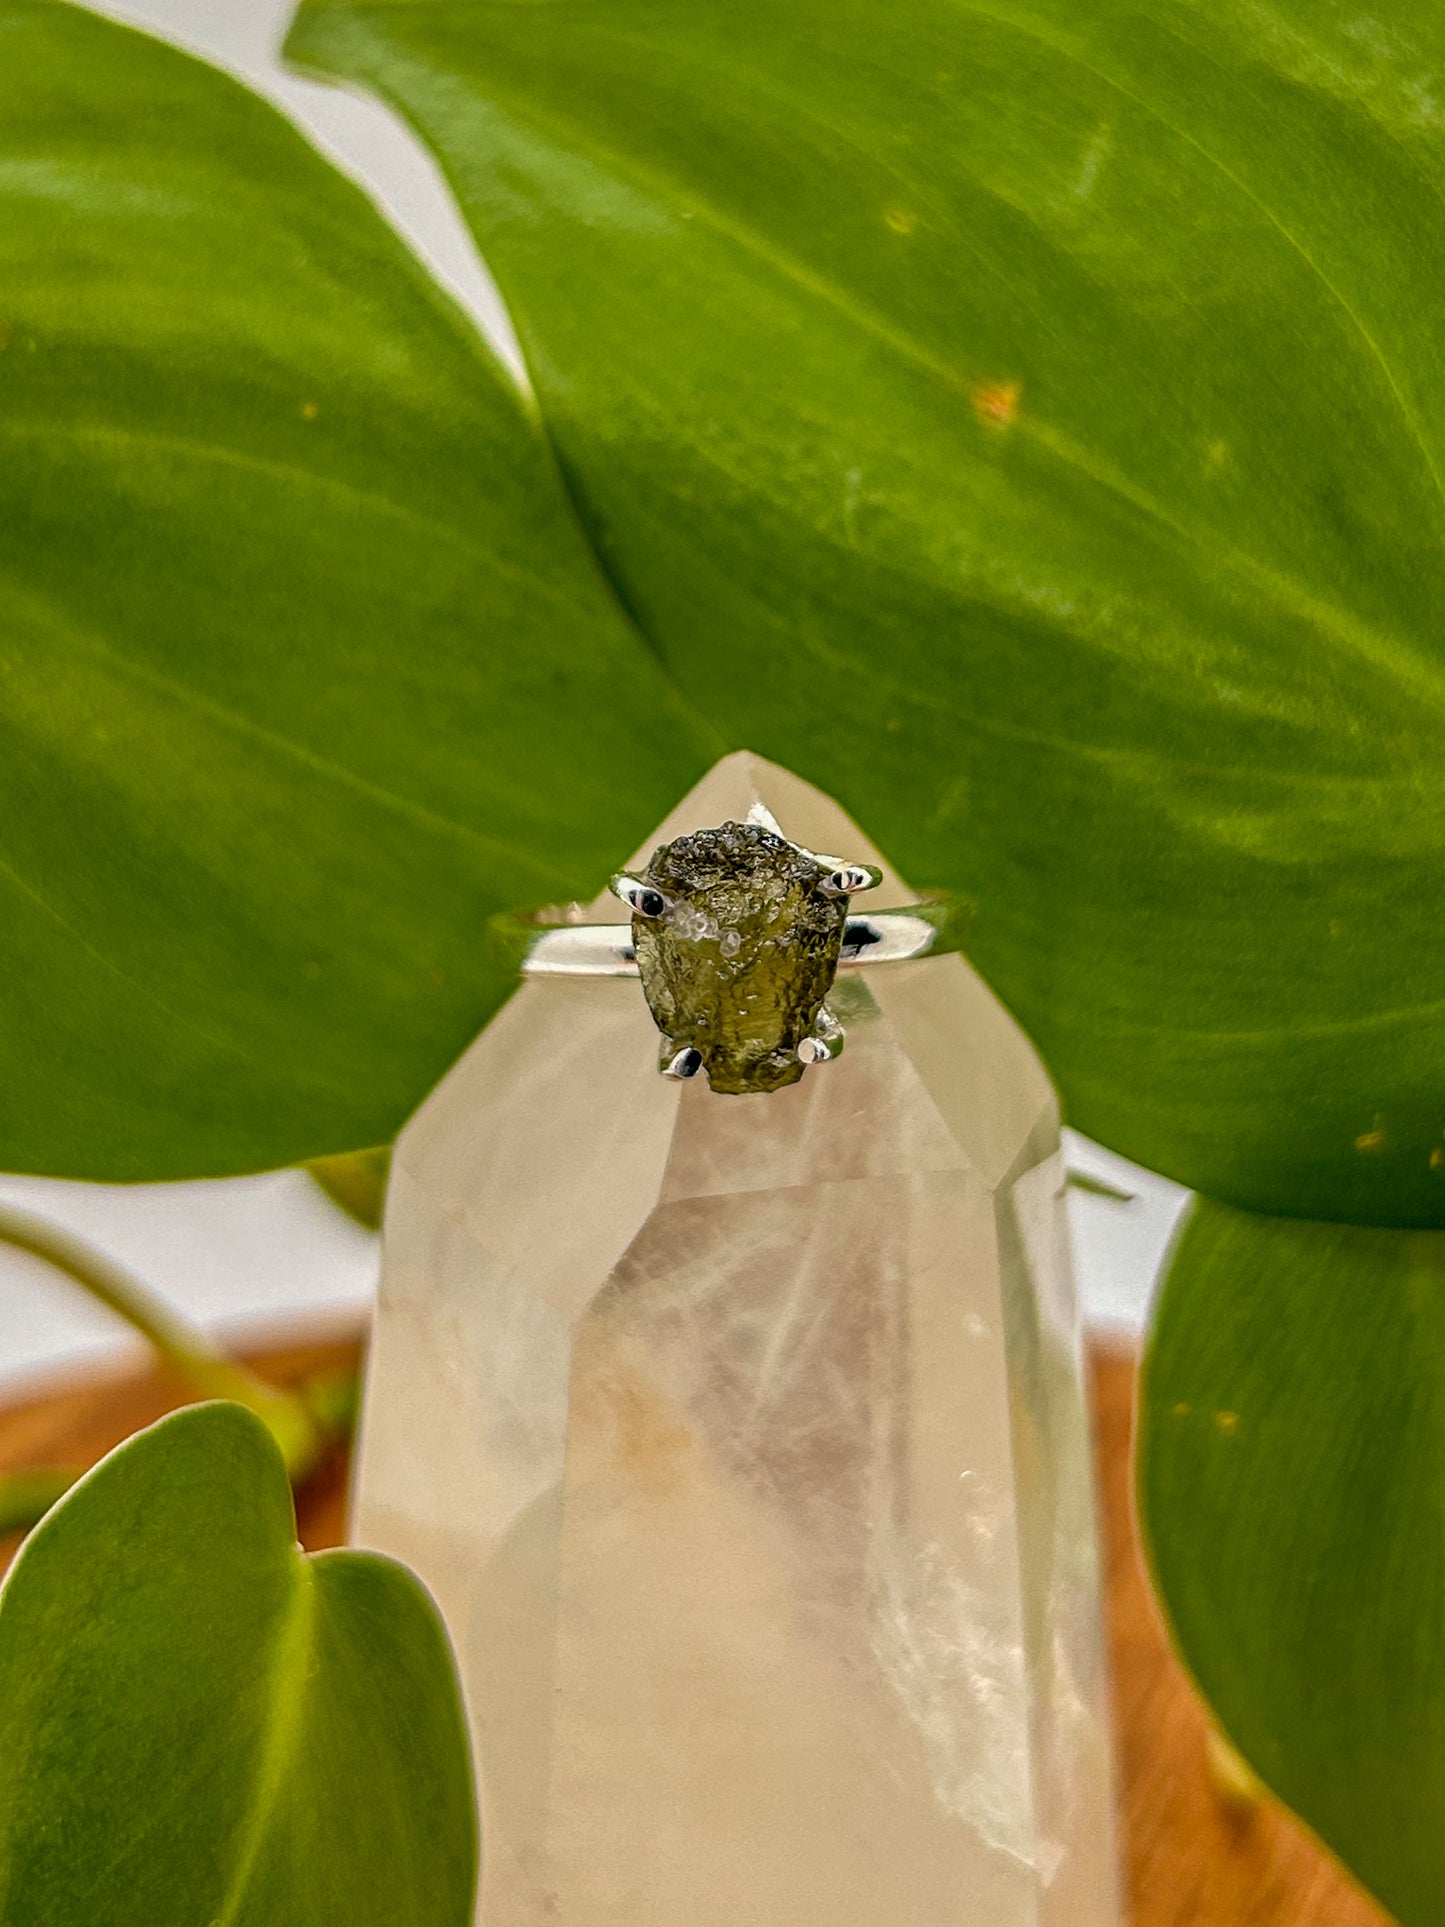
[521,907,959,978]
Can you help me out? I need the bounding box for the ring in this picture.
[507,812,969,1096]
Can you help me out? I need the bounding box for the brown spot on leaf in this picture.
[972,381,1020,429]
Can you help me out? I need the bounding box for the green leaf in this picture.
[306,1145,392,1230]
[287,0,1445,1226]
[0,1466,78,1536]
[0,1401,476,1925]
[0,0,718,1180]
[1139,1198,1445,1921]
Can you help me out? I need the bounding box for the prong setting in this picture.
[796,1035,837,1064]
[628,821,871,1094]
[797,1004,845,1065]
[662,1044,704,1080]
[814,1005,844,1043]
[612,873,669,919]
[819,864,882,899]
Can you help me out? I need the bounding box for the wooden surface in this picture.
[1090,1344,1386,1926]
[0,1335,1391,1925]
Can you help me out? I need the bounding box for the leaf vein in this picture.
[440,54,1445,712]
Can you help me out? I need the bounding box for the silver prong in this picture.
[819,864,883,899]
[744,800,787,837]
[814,1004,845,1043]
[840,911,936,964]
[612,873,669,919]
[662,1045,704,1080]
[798,1006,845,1064]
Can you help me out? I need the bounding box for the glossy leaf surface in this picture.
[289,0,1445,1224]
[1140,1198,1445,1921]
[0,0,717,1179]
[0,1401,476,1925]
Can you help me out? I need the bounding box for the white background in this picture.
[0,0,1191,1399]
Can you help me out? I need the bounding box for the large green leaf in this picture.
[1140,1198,1445,1921]
[288,0,1445,1226]
[0,0,718,1180]
[0,1400,476,1924]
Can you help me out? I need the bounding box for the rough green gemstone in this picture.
[633,821,847,1095]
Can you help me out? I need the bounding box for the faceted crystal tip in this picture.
[614,819,877,1095]
[362,753,1119,1927]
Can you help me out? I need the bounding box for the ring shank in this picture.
[520,908,956,978]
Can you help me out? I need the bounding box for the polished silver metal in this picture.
[511,821,967,1088]
[520,908,949,979]
[611,874,669,919]
[837,910,945,965]
[814,1004,845,1045]
[520,924,640,978]
[662,1044,705,1080]
[820,863,883,899]
[799,1017,845,1065]
[797,1005,845,1065]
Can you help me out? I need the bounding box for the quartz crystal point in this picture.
[355,752,1120,1927]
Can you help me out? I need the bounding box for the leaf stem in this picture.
[0,1201,324,1477]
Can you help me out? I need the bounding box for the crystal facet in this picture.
[354,752,1120,1927]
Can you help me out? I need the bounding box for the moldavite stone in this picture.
[354,752,1120,1927]
[633,819,848,1093]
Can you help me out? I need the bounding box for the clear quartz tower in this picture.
[355,753,1120,1927]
